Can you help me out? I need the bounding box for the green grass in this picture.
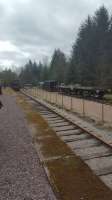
[104,94,112,103]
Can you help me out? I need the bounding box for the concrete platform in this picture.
[68,138,100,149]
[50,122,70,127]
[61,133,90,142]
[46,117,63,121]
[74,145,112,160]
[101,174,112,190]
[56,129,82,136]
[86,156,112,175]
[54,125,75,132]
[42,114,58,118]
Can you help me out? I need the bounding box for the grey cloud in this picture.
[0,0,112,67]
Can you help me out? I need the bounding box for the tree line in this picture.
[0,69,17,86]
[1,6,112,88]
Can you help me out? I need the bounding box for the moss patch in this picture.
[47,157,112,200]
[28,114,72,158]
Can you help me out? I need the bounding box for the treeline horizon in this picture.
[1,5,112,88]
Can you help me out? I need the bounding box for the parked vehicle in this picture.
[40,80,109,100]
[10,80,21,91]
[40,80,58,92]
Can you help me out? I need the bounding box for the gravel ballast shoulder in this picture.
[0,94,57,200]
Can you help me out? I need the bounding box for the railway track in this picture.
[22,91,112,190]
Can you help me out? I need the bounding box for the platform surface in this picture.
[0,94,56,200]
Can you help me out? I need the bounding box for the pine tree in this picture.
[69,6,111,87]
[50,49,67,83]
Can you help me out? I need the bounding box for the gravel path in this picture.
[0,94,57,200]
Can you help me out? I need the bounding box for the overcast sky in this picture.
[0,0,112,68]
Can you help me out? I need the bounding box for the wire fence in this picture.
[23,87,112,124]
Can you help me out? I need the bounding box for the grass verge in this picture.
[3,87,15,94]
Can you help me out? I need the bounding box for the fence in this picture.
[24,87,112,124]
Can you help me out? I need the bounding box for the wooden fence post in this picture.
[82,98,85,116]
[62,93,63,109]
[55,92,57,105]
[37,87,38,97]
[101,103,104,122]
[71,96,73,111]
[50,91,51,103]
